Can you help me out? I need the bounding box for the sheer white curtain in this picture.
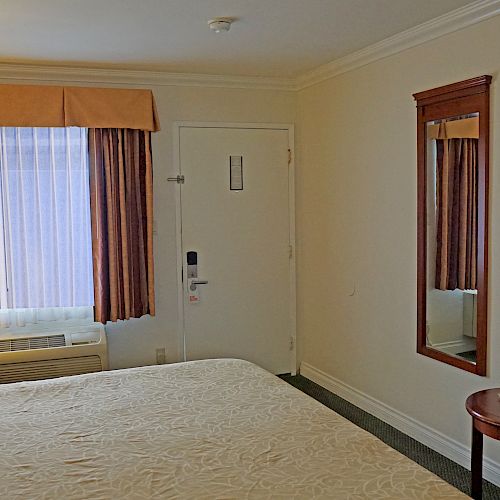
[0,127,94,329]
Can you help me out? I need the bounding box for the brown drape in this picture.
[435,137,478,291]
[88,129,155,323]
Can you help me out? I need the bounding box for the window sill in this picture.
[0,306,96,336]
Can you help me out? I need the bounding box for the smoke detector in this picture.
[208,17,233,33]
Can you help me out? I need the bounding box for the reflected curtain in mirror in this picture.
[430,118,478,291]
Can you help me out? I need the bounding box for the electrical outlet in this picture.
[156,347,166,364]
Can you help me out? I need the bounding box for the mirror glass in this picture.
[425,114,479,365]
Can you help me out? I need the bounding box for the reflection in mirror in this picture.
[426,114,479,364]
[413,75,491,375]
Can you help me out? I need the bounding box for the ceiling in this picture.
[0,0,479,78]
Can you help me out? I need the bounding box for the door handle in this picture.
[189,280,208,291]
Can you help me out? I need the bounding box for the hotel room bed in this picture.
[0,358,467,499]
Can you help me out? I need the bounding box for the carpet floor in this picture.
[280,373,500,499]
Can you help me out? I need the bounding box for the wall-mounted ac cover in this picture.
[0,324,108,384]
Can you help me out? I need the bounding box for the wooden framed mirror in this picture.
[413,76,491,375]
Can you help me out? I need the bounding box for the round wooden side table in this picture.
[466,389,500,499]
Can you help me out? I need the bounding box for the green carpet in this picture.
[280,373,500,499]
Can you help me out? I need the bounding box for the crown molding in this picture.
[297,0,500,90]
[0,63,297,91]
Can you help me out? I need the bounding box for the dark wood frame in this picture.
[413,75,491,376]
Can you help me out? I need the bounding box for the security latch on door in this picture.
[167,175,185,184]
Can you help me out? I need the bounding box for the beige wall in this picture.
[296,15,500,465]
[0,75,295,369]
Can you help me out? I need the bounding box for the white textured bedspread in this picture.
[0,358,467,499]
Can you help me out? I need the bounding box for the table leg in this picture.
[471,423,483,500]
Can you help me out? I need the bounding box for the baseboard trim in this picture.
[300,361,500,487]
[431,339,467,349]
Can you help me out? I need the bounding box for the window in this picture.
[0,127,93,327]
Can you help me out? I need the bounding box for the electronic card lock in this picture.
[187,251,208,304]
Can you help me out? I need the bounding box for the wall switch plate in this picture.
[156,347,166,364]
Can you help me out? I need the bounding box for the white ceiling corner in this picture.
[296,0,500,89]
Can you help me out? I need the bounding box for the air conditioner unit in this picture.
[0,324,108,384]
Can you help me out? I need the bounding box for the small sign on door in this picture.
[230,155,243,191]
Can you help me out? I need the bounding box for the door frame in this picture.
[172,122,296,375]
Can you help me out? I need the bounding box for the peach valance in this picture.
[0,84,160,131]
[427,116,478,140]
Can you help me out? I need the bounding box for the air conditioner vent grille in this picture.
[0,356,102,384]
[0,334,66,353]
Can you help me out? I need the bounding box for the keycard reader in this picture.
[187,251,198,279]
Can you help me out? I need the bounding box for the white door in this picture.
[178,125,295,374]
